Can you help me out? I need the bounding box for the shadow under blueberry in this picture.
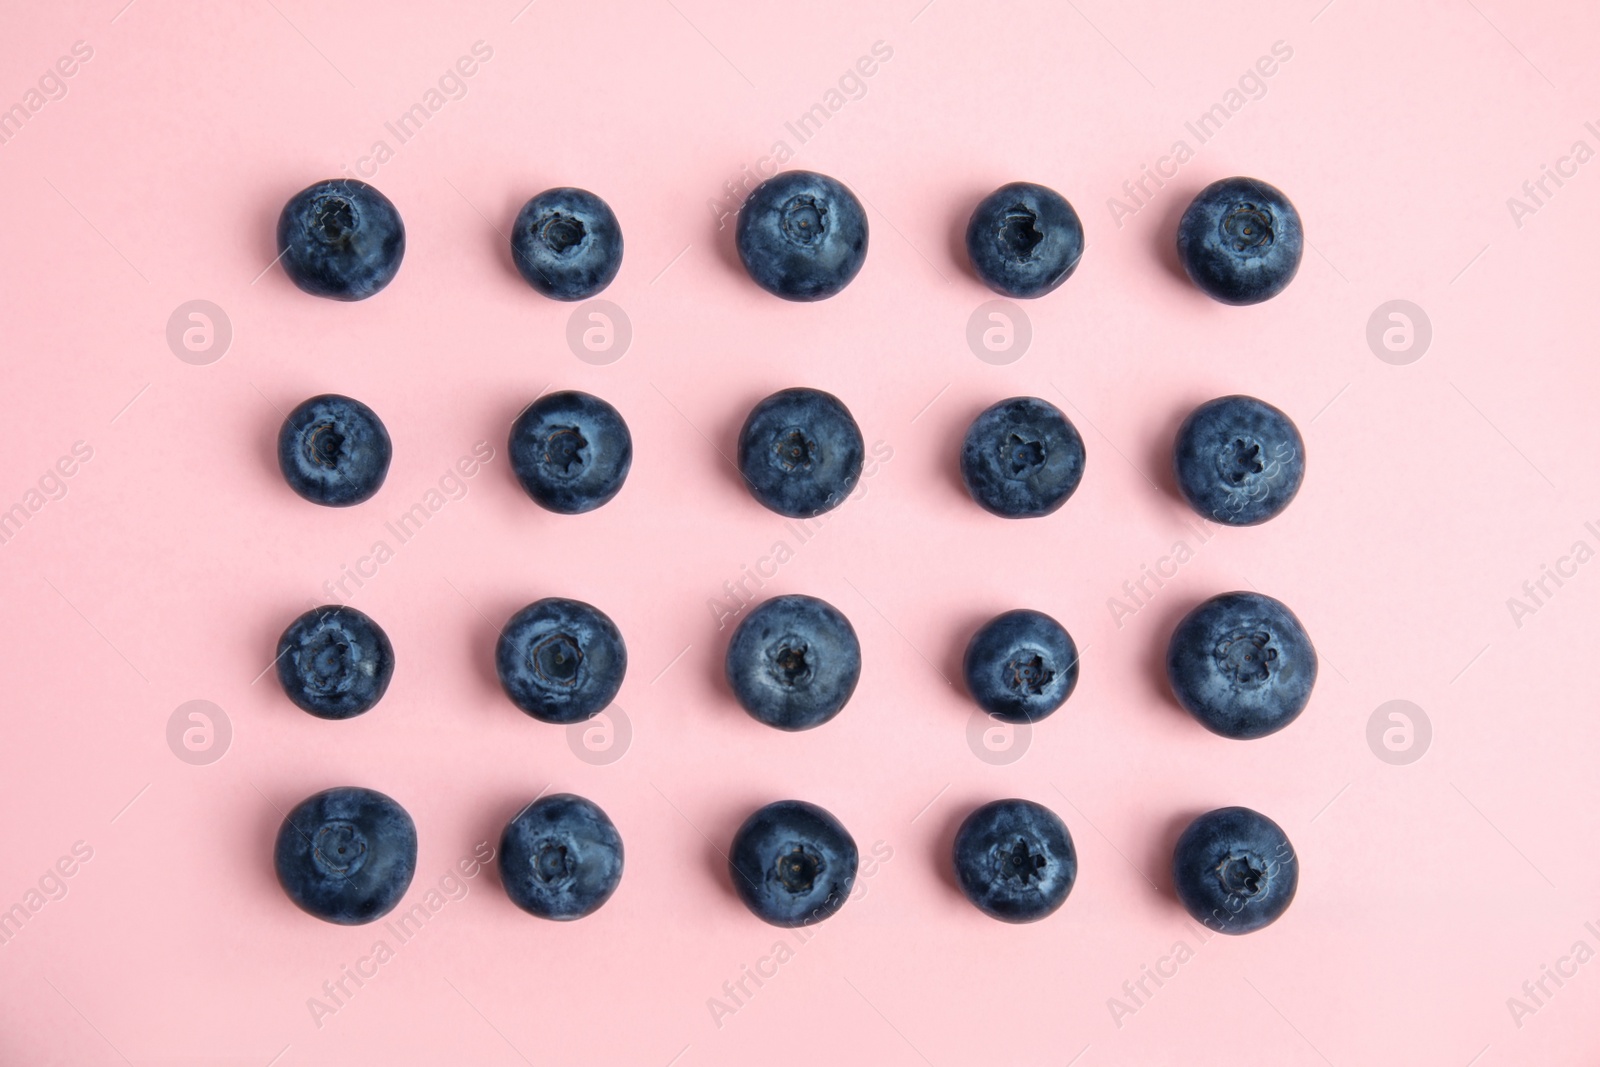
[1146,808,1206,905]
[463,596,522,711]
[944,188,990,286]
[941,609,996,703]
[1150,183,1205,290]
[930,798,975,898]
[1139,592,1206,715]
[704,800,767,907]
[939,398,991,508]
[709,185,748,282]
[1142,397,1202,504]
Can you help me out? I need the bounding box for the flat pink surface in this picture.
[1,0,1596,1063]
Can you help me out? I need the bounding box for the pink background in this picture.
[1,0,1596,1063]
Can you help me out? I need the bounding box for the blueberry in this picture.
[738,388,864,518]
[1172,806,1297,934]
[499,793,624,921]
[736,171,868,301]
[1176,177,1303,305]
[963,610,1079,724]
[496,598,626,724]
[728,800,858,927]
[276,605,394,720]
[965,182,1085,298]
[1166,592,1316,739]
[960,397,1085,518]
[277,394,392,507]
[276,179,405,301]
[952,799,1077,923]
[508,391,632,514]
[274,786,417,925]
[1173,395,1304,527]
[510,188,624,301]
[725,595,860,731]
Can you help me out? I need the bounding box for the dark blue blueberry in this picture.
[510,188,624,301]
[736,171,868,301]
[277,394,392,507]
[725,595,860,731]
[963,610,1079,724]
[274,786,417,925]
[500,793,624,921]
[1172,806,1297,935]
[1176,177,1303,305]
[960,397,1085,518]
[508,391,632,514]
[1173,395,1304,526]
[497,598,626,724]
[738,388,864,518]
[276,605,394,720]
[965,182,1085,299]
[276,179,405,301]
[953,799,1077,923]
[1167,592,1316,740]
[728,800,858,927]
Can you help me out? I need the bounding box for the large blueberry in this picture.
[736,171,868,301]
[738,388,864,518]
[510,188,624,300]
[277,394,392,507]
[276,179,405,301]
[276,605,394,720]
[960,397,1085,518]
[508,391,632,514]
[1167,592,1316,739]
[500,793,624,921]
[953,799,1077,923]
[1176,177,1303,305]
[274,787,417,925]
[963,609,1079,724]
[497,598,626,724]
[726,595,860,731]
[965,182,1085,298]
[1172,806,1297,934]
[1173,395,1304,526]
[729,800,858,927]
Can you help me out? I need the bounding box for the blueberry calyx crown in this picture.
[998,204,1044,259]
[1217,436,1264,486]
[304,421,346,469]
[312,821,369,878]
[1215,630,1277,687]
[1003,432,1046,477]
[1216,851,1268,899]
[768,638,814,689]
[774,844,824,894]
[537,211,587,254]
[531,633,584,688]
[773,427,818,472]
[780,195,827,246]
[532,839,576,886]
[542,425,589,477]
[996,837,1048,886]
[1003,652,1054,696]
[301,631,359,695]
[311,195,358,246]
[1220,202,1275,255]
